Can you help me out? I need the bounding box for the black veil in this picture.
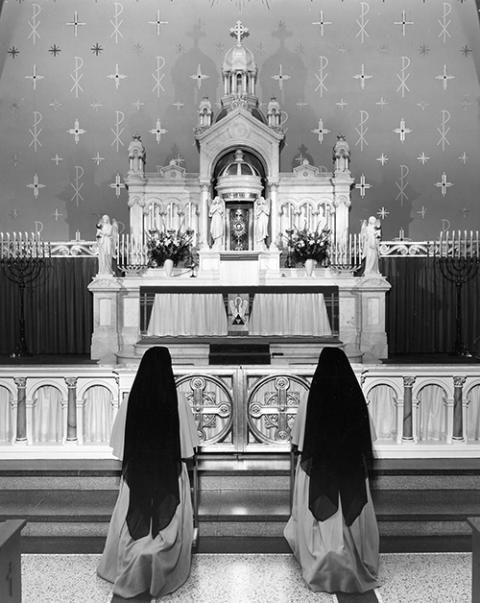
[122,347,181,540]
[300,347,374,526]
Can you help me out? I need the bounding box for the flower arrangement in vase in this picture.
[286,227,331,269]
[146,228,194,268]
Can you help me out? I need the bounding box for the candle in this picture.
[464,230,467,258]
[0,232,3,259]
[477,230,479,257]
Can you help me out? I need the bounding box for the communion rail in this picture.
[0,364,479,459]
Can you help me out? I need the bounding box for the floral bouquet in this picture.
[146,228,194,266]
[286,227,331,265]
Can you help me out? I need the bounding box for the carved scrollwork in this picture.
[176,375,233,445]
[247,375,309,444]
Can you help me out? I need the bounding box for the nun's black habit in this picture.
[97,347,199,599]
[284,347,379,593]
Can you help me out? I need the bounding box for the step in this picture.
[1,457,479,553]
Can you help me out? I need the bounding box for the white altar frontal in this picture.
[88,21,390,367]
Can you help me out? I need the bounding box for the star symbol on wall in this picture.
[90,43,103,56]
[376,153,389,166]
[419,44,430,56]
[48,44,61,56]
[8,46,20,59]
[49,99,62,111]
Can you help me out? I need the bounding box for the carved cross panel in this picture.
[248,376,303,444]
[183,376,232,445]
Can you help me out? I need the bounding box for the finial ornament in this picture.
[230,20,249,45]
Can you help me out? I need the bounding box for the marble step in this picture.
[1,458,479,491]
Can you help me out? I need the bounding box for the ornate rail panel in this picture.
[0,364,479,458]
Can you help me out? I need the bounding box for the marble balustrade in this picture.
[0,364,479,459]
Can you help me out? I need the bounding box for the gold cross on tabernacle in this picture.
[230,20,249,44]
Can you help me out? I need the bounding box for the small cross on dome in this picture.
[230,20,249,45]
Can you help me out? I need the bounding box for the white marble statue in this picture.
[254,196,270,250]
[96,214,118,275]
[128,135,146,174]
[333,134,350,172]
[209,196,225,250]
[361,216,381,275]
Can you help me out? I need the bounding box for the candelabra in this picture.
[116,234,149,275]
[435,231,480,356]
[329,234,363,274]
[0,233,51,357]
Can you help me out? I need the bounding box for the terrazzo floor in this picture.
[22,552,471,603]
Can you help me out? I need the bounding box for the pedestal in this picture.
[357,275,391,363]
[88,276,122,362]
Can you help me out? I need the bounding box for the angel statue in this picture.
[96,214,118,275]
[360,216,381,275]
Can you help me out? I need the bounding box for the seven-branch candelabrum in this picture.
[0,231,51,261]
[0,232,51,357]
[437,229,480,259]
[330,234,363,272]
[116,234,149,273]
[435,230,480,357]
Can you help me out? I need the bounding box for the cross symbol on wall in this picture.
[150,118,167,143]
[190,64,209,90]
[312,11,332,36]
[353,64,372,89]
[51,154,63,166]
[109,173,125,198]
[67,119,86,143]
[107,64,127,89]
[376,153,389,166]
[52,208,63,221]
[393,10,414,36]
[393,118,412,142]
[26,173,45,198]
[25,64,44,90]
[272,64,291,90]
[355,173,371,198]
[435,172,453,197]
[230,20,249,44]
[66,11,86,37]
[435,64,455,90]
[311,118,330,143]
[417,152,430,165]
[148,10,168,35]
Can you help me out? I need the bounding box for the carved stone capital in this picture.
[13,377,27,389]
[403,376,416,388]
[453,376,467,388]
[65,377,78,388]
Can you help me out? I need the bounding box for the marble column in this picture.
[65,377,78,443]
[402,376,415,441]
[453,376,466,441]
[13,378,27,443]
[268,182,279,250]
[200,185,210,249]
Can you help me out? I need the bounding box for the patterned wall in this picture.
[0,0,479,241]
